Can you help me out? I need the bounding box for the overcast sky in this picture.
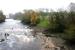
[0,0,74,15]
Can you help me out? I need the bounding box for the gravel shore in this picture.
[31,29,61,50]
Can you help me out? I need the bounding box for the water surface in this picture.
[0,19,41,50]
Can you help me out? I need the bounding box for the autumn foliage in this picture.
[30,11,38,25]
[21,10,39,25]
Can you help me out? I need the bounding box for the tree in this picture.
[30,11,38,25]
[0,10,6,23]
[64,11,75,43]
[49,11,66,33]
[21,10,40,25]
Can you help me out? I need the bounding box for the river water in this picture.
[0,19,41,50]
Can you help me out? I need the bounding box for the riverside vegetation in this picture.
[0,10,6,23]
[11,9,75,49]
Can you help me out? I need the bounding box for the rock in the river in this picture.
[0,39,5,42]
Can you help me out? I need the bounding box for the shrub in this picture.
[49,11,66,33]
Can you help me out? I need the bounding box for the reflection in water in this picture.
[0,19,41,50]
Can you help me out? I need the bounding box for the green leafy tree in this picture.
[64,11,75,43]
[49,11,66,33]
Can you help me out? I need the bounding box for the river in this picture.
[0,19,41,50]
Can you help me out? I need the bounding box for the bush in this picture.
[49,11,66,33]
[63,12,75,44]
[21,15,31,24]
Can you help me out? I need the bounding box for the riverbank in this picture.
[31,27,60,50]
[31,26,75,50]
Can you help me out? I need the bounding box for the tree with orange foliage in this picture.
[21,10,39,25]
[30,11,38,25]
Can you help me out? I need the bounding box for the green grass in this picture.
[37,19,49,28]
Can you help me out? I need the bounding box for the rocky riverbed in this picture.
[31,27,71,50]
[31,29,60,50]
